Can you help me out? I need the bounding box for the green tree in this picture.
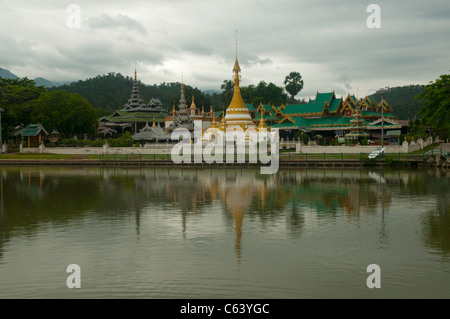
[0,77,46,127]
[416,73,450,139]
[220,79,234,109]
[284,72,304,103]
[369,85,424,120]
[31,90,98,138]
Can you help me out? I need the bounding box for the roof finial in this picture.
[135,62,137,81]
[235,29,238,58]
[180,72,184,94]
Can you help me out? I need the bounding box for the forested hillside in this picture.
[51,73,217,113]
[52,72,426,120]
[51,73,291,114]
[369,85,424,120]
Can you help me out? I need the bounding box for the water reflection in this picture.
[0,167,449,263]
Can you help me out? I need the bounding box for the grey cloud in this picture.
[1,0,449,94]
[87,13,147,35]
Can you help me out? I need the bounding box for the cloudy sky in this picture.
[1,0,449,99]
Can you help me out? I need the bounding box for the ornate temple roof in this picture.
[121,71,147,111]
[20,123,48,137]
[120,71,167,114]
[166,83,194,131]
[132,123,172,141]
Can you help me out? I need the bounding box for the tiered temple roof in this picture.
[98,70,168,136]
[166,82,195,131]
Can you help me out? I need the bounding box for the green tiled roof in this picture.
[103,113,166,123]
[245,103,257,111]
[272,116,358,129]
[367,96,377,104]
[21,124,48,137]
[315,92,333,105]
[284,103,324,115]
[328,98,341,112]
[362,111,395,118]
[306,117,356,127]
[272,117,309,128]
[253,113,280,121]
[256,104,273,112]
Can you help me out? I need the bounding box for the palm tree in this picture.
[284,72,304,103]
[220,79,234,110]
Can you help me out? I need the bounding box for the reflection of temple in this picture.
[3,167,449,263]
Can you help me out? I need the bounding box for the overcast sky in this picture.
[1,0,449,99]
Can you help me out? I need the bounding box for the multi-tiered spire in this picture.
[167,79,195,131]
[122,69,147,110]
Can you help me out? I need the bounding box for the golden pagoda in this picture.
[222,55,255,132]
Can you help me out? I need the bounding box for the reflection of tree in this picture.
[421,196,450,256]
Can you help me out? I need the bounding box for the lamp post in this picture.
[0,107,4,155]
[376,88,387,148]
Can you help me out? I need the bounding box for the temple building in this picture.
[262,91,403,143]
[98,70,168,138]
[164,83,215,132]
[131,117,171,142]
[165,82,194,132]
[97,57,403,145]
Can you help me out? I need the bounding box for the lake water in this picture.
[0,167,449,299]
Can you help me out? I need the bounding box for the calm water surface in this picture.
[0,167,449,298]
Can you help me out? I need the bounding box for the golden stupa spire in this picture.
[227,32,246,111]
[258,110,267,129]
[181,72,184,94]
[190,94,196,109]
[219,117,226,131]
[134,62,137,81]
[210,112,217,128]
[152,115,156,127]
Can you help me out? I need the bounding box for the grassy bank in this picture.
[0,153,91,160]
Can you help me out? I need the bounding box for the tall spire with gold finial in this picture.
[223,31,255,131]
[122,65,146,110]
